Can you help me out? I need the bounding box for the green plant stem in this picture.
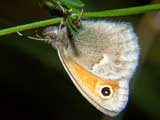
[82,3,160,18]
[0,3,160,36]
[0,18,62,36]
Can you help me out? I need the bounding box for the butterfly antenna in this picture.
[17,31,49,42]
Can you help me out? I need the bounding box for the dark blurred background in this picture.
[0,0,160,120]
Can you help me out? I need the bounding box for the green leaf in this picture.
[44,1,57,9]
[57,0,84,8]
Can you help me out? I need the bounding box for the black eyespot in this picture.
[101,87,111,96]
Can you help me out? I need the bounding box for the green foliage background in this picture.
[0,0,160,120]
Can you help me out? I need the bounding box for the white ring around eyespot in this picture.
[99,85,113,99]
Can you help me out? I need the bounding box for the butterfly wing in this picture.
[57,49,119,116]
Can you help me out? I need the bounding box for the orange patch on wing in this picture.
[68,60,119,98]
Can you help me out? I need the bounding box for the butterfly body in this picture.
[44,20,139,116]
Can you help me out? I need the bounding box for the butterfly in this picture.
[43,20,139,116]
